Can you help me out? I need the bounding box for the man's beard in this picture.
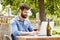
[21,13,27,18]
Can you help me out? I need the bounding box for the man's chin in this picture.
[23,17,27,18]
[21,15,27,18]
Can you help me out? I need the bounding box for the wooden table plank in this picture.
[16,35,60,40]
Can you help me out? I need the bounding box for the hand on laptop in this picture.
[30,31,40,36]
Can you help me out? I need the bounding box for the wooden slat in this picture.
[16,36,60,40]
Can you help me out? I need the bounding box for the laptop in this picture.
[38,21,54,36]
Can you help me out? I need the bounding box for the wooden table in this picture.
[16,35,60,40]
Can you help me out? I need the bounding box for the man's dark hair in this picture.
[19,3,30,11]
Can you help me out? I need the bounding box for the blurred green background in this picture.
[0,0,60,35]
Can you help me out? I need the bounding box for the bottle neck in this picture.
[47,18,50,26]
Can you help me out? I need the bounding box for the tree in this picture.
[38,0,46,23]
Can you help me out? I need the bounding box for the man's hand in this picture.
[30,31,40,35]
[21,31,40,36]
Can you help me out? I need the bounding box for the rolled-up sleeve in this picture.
[10,21,22,37]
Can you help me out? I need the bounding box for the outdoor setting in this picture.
[0,0,60,40]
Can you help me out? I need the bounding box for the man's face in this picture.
[20,9,29,18]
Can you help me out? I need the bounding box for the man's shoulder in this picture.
[10,16,17,24]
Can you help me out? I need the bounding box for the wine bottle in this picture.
[46,18,51,36]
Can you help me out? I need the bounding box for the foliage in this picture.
[1,0,60,26]
[31,8,39,18]
[1,0,39,16]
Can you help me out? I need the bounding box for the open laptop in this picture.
[38,21,54,36]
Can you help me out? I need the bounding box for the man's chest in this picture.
[16,21,29,31]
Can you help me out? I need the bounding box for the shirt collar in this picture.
[17,16,27,21]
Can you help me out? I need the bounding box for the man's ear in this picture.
[19,10,22,13]
[18,10,21,16]
[20,10,23,13]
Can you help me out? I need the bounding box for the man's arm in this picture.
[28,20,34,32]
[10,21,22,36]
[10,20,36,36]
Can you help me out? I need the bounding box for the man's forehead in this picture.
[23,9,29,12]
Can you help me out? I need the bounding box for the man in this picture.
[10,3,38,40]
